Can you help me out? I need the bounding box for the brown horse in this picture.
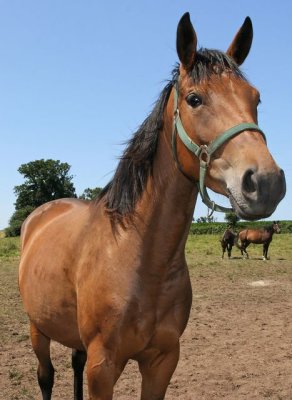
[220,228,238,259]
[18,13,286,400]
[238,221,281,260]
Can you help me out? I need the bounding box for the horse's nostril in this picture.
[242,169,257,194]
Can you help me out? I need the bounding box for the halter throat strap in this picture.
[172,80,266,214]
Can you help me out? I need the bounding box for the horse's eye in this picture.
[186,93,202,108]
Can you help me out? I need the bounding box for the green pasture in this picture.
[1,232,292,265]
[2,232,292,259]
[1,233,291,318]
[186,232,292,262]
[0,236,20,259]
[0,232,291,399]
[1,233,291,345]
[185,233,292,284]
[1,233,291,288]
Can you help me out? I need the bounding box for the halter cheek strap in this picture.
[172,80,266,214]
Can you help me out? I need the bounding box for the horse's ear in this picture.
[176,12,197,71]
[226,17,253,65]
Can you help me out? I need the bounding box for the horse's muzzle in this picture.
[229,168,286,220]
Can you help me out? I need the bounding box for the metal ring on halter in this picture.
[198,145,211,166]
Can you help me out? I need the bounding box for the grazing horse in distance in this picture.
[238,221,281,260]
[220,227,238,258]
[18,13,286,400]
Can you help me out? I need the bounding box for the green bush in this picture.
[189,220,292,235]
[5,206,35,237]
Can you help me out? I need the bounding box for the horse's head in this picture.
[272,221,281,233]
[172,13,286,220]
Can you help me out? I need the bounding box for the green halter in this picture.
[172,80,266,215]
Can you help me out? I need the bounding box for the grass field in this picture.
[0,233,292,399]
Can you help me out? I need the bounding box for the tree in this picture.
[224,212,240,227]
[79,187,102,201]
[196,215,217,223]
[5,206,35,237]
[14,159,76,210]
[6,159,76,236]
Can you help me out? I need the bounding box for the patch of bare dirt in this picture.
[1,262,292,399]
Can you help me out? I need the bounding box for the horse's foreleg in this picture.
[227,244,232,258]
[263,242,270,260]
[30,322,54,400]
[262,244,266,260]
[138,342,180,400]
[86,336,118,400]
[266,242,271,259]
[72,349,87,400]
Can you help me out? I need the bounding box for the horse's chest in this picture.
[262,232,271,241]
[121,308,185,359]
[123,280,192,356]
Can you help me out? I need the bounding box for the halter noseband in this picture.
[172,80,266,214]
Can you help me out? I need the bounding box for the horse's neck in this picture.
[133,120,198,264]
[265,226,273,235]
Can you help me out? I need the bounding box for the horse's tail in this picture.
[234,233,242,250]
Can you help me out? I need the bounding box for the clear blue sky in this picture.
[1,1,291,229]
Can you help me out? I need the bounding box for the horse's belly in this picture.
[31,305,83,350]
[19,259,83,350]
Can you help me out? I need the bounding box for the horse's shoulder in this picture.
[21,199,90,248]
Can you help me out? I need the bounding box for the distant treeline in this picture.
[189,220,292,235]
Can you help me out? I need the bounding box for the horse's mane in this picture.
[190,49,245,82]
[97,49,245,218]
[264,224,275,232]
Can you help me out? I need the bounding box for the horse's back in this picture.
[239,228,270,244]
[221,229,236,244]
